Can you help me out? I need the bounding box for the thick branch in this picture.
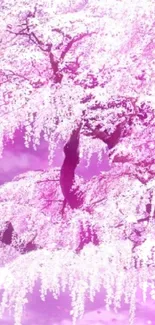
[47,44,63,83]
[83,122,123,149]
[60,32,95,61]
[60,123,83,209]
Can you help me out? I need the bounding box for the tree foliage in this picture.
[0,0,155,324]
[0,0,154,161]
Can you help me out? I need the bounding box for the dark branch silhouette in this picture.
[1,222,14,245]
[0,221,38,254]
[47,33,95,83]
[94,124,122,149]
[83,122,124,150]
[60,33,93,61]
[60,123,83,209]
[7,10,96,85]
[60,123,100,252]
[47,44,63,83]
[75,222,100,254]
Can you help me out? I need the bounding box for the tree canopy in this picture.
[0,0,154,160]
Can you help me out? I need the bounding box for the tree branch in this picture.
[60,32,95,61]
[47,44,63,83]
[60,123,83,209]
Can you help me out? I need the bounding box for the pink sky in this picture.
[0,285,154,325]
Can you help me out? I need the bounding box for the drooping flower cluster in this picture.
[0,163,154,324]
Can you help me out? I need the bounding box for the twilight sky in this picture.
[0,132,154,325]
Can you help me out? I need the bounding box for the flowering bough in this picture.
[0,0,155,324]
[0,166,155,325]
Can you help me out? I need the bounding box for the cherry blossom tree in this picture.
[0,0,155,325]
